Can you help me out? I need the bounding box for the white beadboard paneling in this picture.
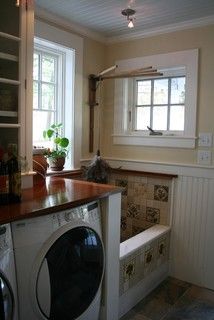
[203,179,214,289]
[169,176,214,289]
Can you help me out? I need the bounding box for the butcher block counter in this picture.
[0,177,122,225]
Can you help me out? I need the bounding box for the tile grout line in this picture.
[158,284,193,320]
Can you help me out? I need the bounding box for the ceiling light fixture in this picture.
[121,8,136,28]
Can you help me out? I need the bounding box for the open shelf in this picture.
[0,123,20,128]
[0,78,20,85]
[0,52,18,61]
[0,31,21,42]
[0,110,18,117]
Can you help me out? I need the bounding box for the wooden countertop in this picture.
[0,177,122,225]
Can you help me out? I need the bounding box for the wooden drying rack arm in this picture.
[88,67,163,152]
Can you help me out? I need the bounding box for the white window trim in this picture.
[34,37,74,167]
[113,49,198,149]
[35,19,83,168]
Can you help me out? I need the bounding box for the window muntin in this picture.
[33,49,60,148]
[134,76,186,132]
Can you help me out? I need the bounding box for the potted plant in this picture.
[43,123,69,171]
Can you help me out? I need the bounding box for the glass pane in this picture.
[41,84,55,110]
[153,79,168,105]
[33,82,38,109]
[170,105,184,131]
[38,227,104,319]
[33,110,55,147]
[136,107,150,130]
[33,54,39,81]
[137,81,151,105]
[153,106,167,130]
[171,77,185,104]
[42,55,55,83]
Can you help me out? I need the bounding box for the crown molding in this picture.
[107,15,214,44]
[35,6,107,44]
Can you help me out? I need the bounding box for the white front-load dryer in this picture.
[11,201,104,320]
[0,223,18,320]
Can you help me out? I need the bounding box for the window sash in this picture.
[133,76,185,132]
[33,47,64,146]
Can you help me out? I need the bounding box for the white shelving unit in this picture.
[0,0,34,173]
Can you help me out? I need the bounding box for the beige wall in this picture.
[99,25,214,165]
[82,37,106,159]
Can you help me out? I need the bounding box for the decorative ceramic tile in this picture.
[124,259,136,281]
[146,207,160,223]
[144,242,157,276]
[121,216,127,231]
[157,236,168,267]
[154,185,169,202]
[115,179,128,195]
[111,172,171,243]
[127,203,140,218]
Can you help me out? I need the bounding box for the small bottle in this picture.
[7,144,21,203]
[0,159,9,205]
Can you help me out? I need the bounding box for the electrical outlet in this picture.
[198,132,213,147]
[197,150,212,165]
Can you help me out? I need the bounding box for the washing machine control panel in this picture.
[52,201,100,229]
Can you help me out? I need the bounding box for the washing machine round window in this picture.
[36,226,104,320]
[0,272,14,320]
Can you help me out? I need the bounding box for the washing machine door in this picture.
[36,226,104,320]
[0,273,14,320]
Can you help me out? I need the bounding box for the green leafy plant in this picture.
[43,123,69,159]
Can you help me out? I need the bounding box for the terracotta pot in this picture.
[33,148,48,185]
[47,157,65,171]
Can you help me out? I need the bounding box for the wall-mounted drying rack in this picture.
[88,65,163,152]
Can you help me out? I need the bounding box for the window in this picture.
[33,48,62,148]
[134,76,185,132]
[113,49,198,148]
[34,20,83,169]
[33,38,75,167]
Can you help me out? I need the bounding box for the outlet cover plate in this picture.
[197,150,212,165]
[198,132,213,147]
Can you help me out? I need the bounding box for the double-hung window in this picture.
[134,76,185,132]
[33,47,62,148]
[33,37,75,167]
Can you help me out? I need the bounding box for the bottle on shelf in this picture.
[7,143,21,203]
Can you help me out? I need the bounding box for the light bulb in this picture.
[128,19,134,28]
[16,0,20,6]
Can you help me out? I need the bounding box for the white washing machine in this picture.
[0,223,18,320]
[11,201,105,320]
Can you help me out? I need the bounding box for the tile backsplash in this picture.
[119,232,170,296]
[109,173,172,242]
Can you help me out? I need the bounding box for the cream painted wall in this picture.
[82,37,106,159]
[101,25,214,165]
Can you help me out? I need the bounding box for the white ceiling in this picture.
[35,0,214,42]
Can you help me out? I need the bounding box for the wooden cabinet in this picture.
[0,0,33,171]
